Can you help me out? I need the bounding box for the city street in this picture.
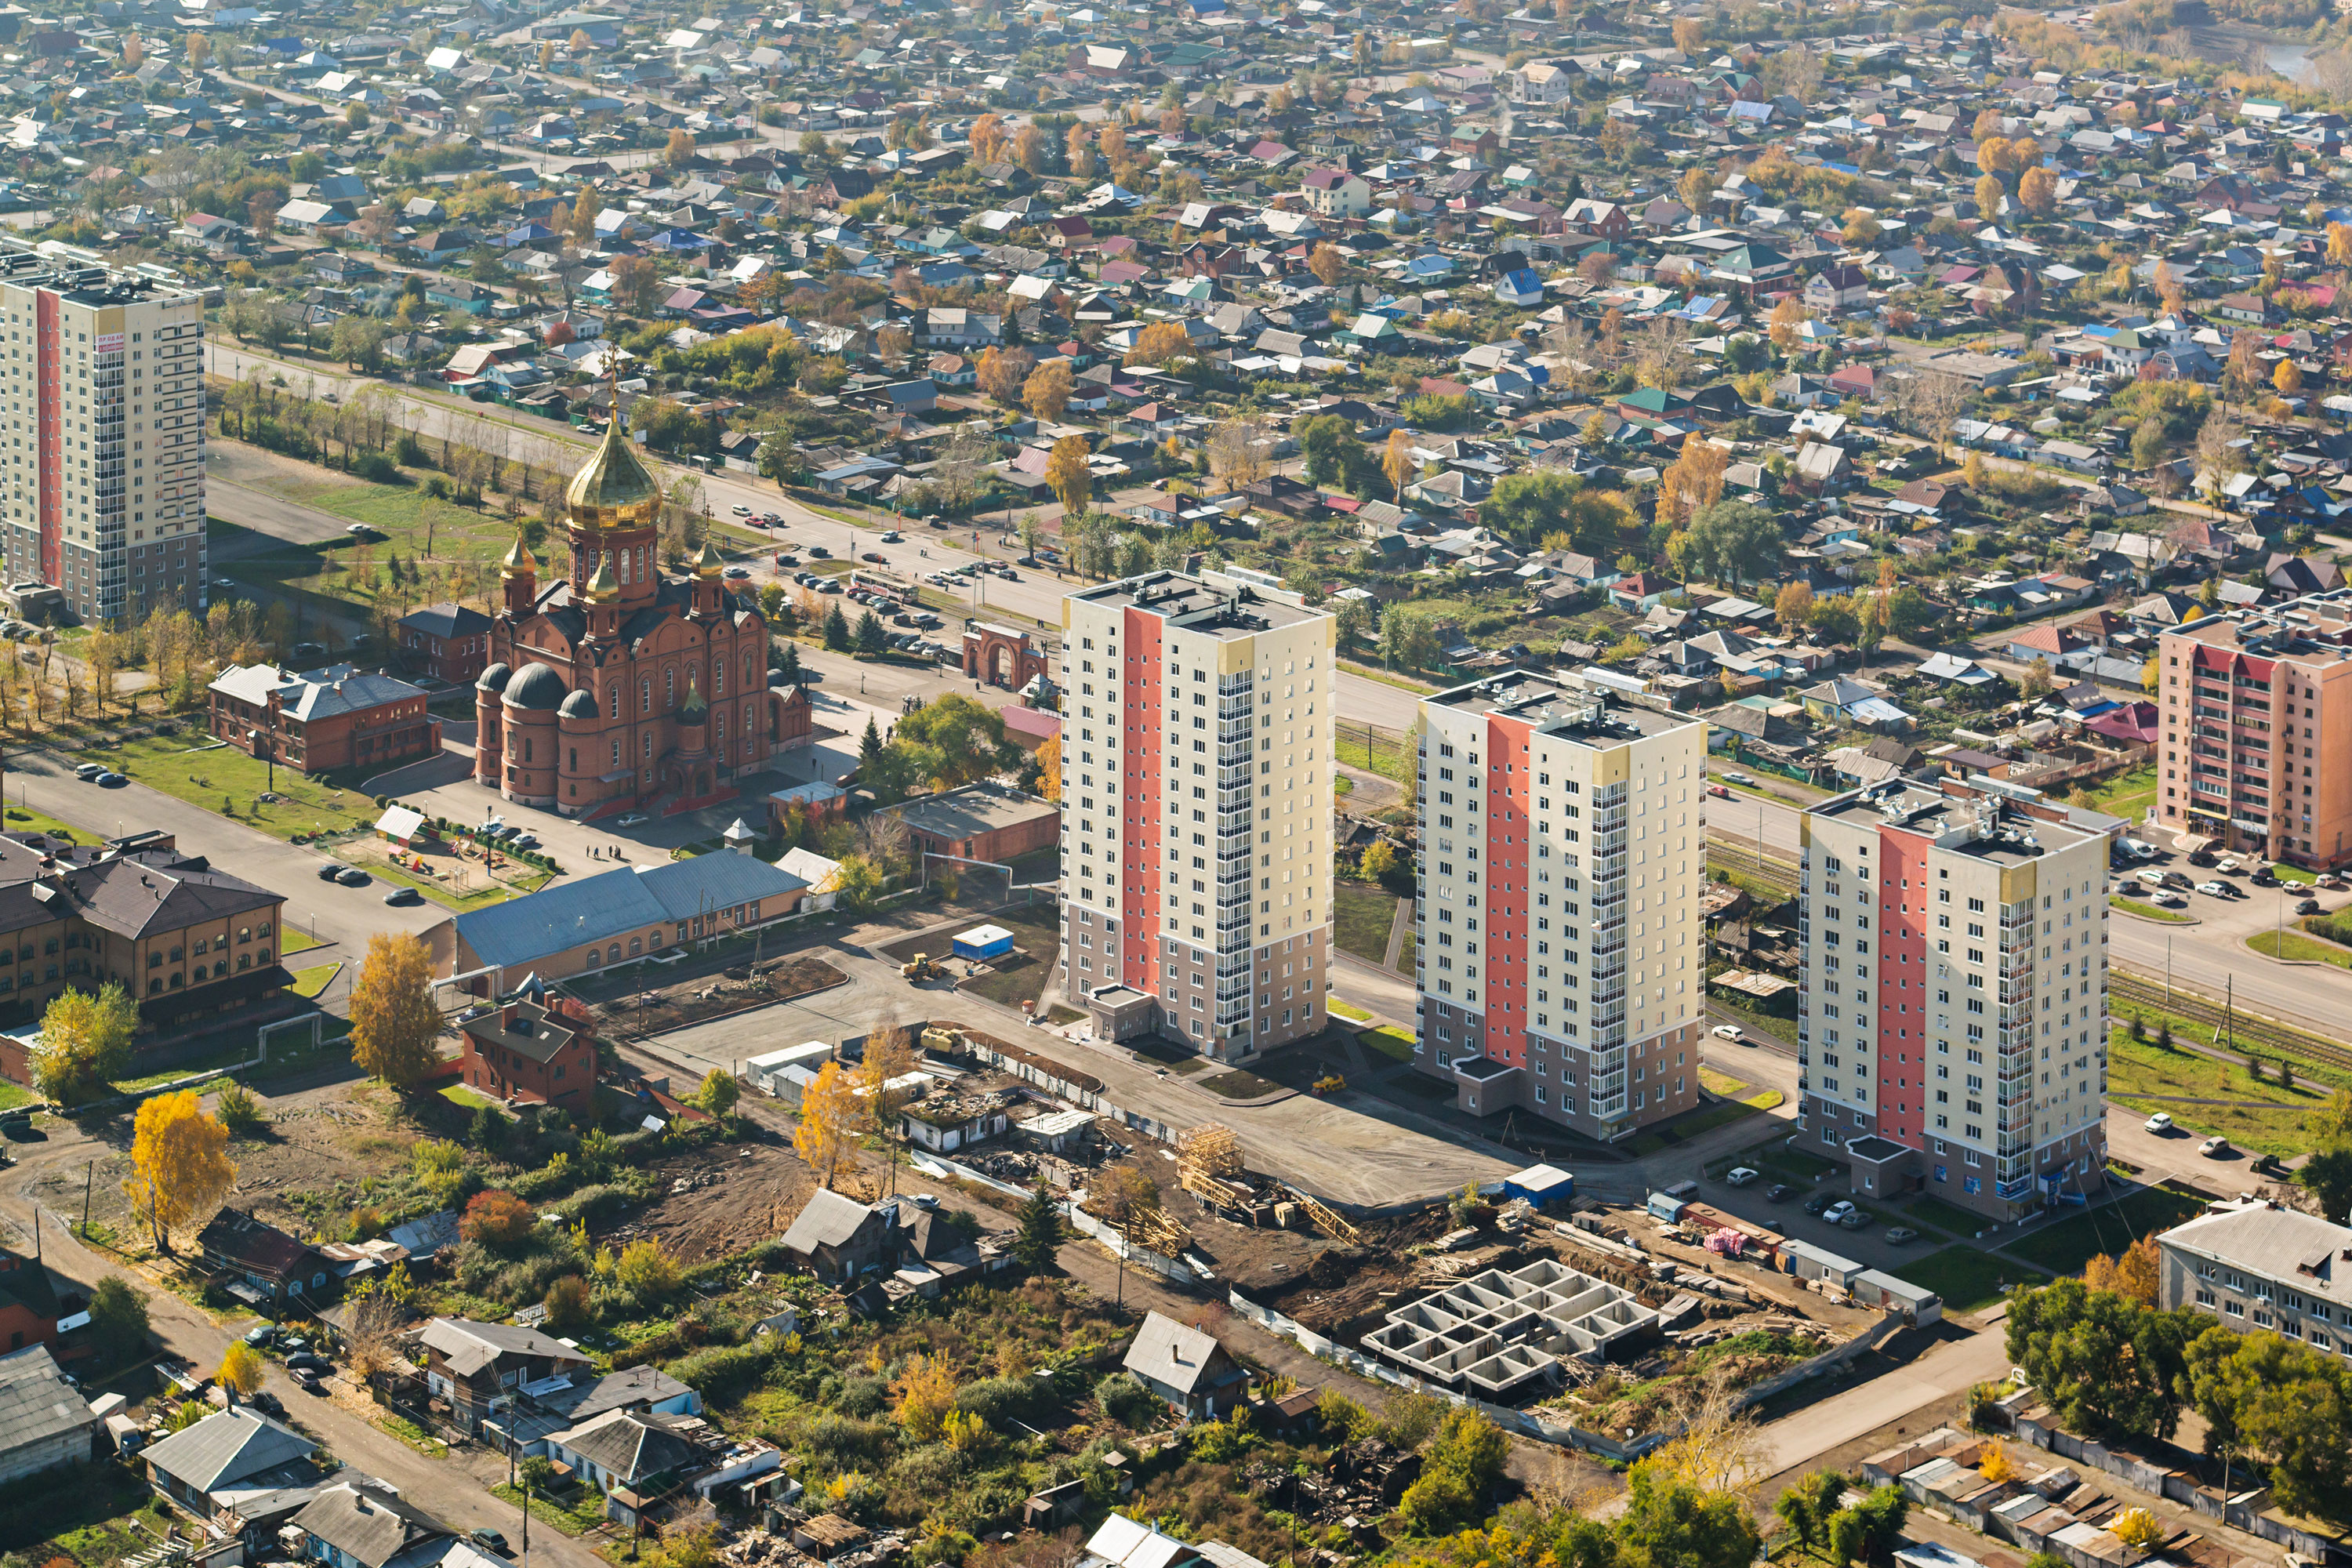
[198,344,1430,731]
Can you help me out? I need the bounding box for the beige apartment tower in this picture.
[1058,568,1334,1059]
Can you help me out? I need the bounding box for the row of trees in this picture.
[2006,1276,2352,1523]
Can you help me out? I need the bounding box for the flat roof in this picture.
[1428,670,1698,743]
[1072,570,1326,638]
[884,784,1058,840]
[1812,779,2106,863]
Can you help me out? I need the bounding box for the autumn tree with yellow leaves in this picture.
[1046,435,1093,517]
[793,1060,858,1191]
[1036,734,1062,802]
[125,1089,235,1254]
[350,934,443,1089]
[1383,430,1415,501]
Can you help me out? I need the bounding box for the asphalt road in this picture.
[198,346,1430,733]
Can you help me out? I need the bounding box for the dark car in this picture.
[1765,1183,1796,1203]
[335,868,371,887]
[775,554,800,567]
[383,887,423,906]
[97,772,125,787]
[470,1530,510,1556]
[2253,868,2279,886]
[316,863,343,880]
[1803,1192,1835,1215]
[861,552,887,563]
[285,1352,330,1373]
[292,1370,323,1394]
[2300,898,2324,916]
[808,545,831,557]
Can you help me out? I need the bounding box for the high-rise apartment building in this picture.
[2154,594,2352,869]
[1798,776,2111,1221]
[1410,671,1707,1139]
[1058,568,1334,1059]
[0,254,207,629]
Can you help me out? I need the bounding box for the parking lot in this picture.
[2110,831,2352,926]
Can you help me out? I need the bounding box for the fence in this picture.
[1066,1205,1201,1286]
[1335,719,1414,782]
[1998,1399,2343,1562]
[909,1148,1030,1201]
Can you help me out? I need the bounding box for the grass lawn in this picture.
[1334,724,1414,785]
[441,1083,508,1114]
[2105,1027,2336,1156]
[1708,861,1798,907]
[1336,659,1439,695]
[1328,999,1371,1022]
[488,1483,605,1538]
[1398,931,1414,971]
[375,1411,448,1457]
[14,1466,178,1568]
[1907,1193,2002,1239]
[2111,896,2194,923]
[1334,880,1400,964]
[1716,1134,1841,1183]
[280,928,324,956]
[2249,927,2352,969]
[1623,1097,1761,1156]
[366,853,539,912]
[2081,764,2156,822]
[0,1078,31,1111]
[2271,862,2321,885]
[1900,1245,2045,1313]
[1699,1065,1749,1096]
[2000,1185,2209,1276]
[106,731,376,841]
[1707,985,1798,1044]
[1359,1025,1416,1064]
[0,804,89,842]
[291,962,341,999]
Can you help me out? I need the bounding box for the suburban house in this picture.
[777,1189,902,1282]
[0,1247,72,1359]
[0,1345,99,1483]
[419,1319,595,1428]
[288,1478,453,1568]
[196,1208,332,1306]
[454,973,599,1114]
[143,1406,319,1515]
[1119,1310,1248,1418]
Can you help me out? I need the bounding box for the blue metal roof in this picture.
[453,855,808,970]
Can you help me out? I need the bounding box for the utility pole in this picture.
[80,1160,92,1239]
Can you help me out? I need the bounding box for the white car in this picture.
[1821,1200,1857,1225]
[1725,1167,1759,1186]
[2145,1112,2174,1134]
[615,812,649,827]
[2201,1135,2232,1157]
[1709,1024,1745,1042]
[730,505,751,515]
[2196,880,2232,898]
[2121,839,2158,860]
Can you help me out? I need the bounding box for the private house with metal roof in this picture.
[143,1406,320,1515]
[436,853,808,989]
[288,1477,455,1568]
[454,973,597,1113]
[418,1318,593,1428]
[197,1208,332,1307]
[1120,1310,1247,1419]
[0,1344,99,1484]
[207,662,440,775]
[397,603,495,687]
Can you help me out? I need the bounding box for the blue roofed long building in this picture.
[432,848,808,989]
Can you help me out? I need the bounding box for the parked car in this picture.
[724,567,751,580]
[470,1530,510,1556]
[1805,1192,1836,1215]
[285,1352,330,1373]
[383,887,423,906]
[1838,1207,1871,1230]
[2120,839,2158,861]
[1821,1200,1856,1225]
[617,812,649,827]
[1765,1183,1796,1203]
[316,863,343,880]
[242,1323,278,1346]
[1709,1024,1744,1043]
[1724,1167,1759,1186]
[97,773,125,787]
[1723,771,1757,786]
[2197,880,2234,898]
[2299,898,2324,916]
[74,762,103,780]
[1885,1226,1919,1244]
[335,868,370,887]
[2217,858,2243,875]
[292,1371,323,1394]
[2145,1112,2175,1134]
[2201,1135,2232,1157]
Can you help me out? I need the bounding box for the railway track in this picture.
[2109,972,2352,1076]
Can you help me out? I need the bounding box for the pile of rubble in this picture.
[722,1512,910,1568]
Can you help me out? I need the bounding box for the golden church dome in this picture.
[584,553,619,603]
[500,532,539,579]
[693,539,724,579]
[565,412,661,529]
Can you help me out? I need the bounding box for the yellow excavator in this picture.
[901,953,941,982]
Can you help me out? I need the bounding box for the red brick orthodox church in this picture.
[474,405,811,818]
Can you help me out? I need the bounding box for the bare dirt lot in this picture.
[579,954,848,1036]
[609,1138,823,1264]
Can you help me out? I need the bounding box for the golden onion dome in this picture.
[564,412,661,529]
[584,553,620,603]
[500,532,539,579]
[693,539,724,579]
